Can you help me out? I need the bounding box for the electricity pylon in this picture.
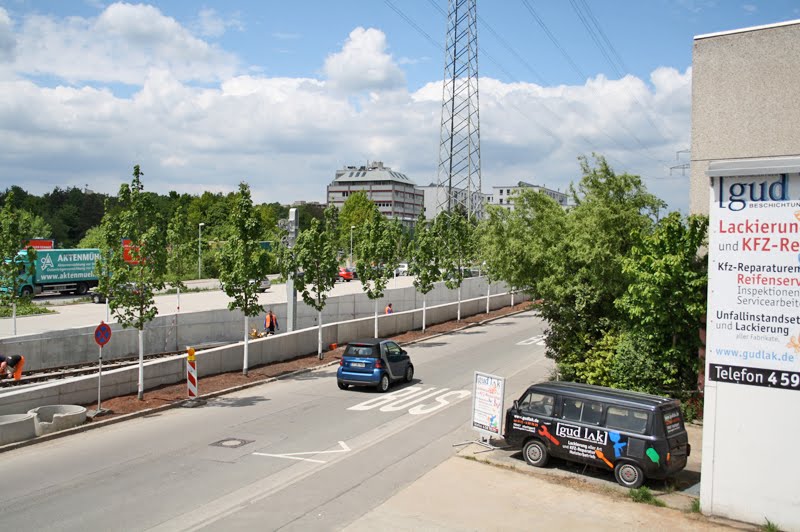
[435,0,482,219]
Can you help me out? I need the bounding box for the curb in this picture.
[0,304,534,454]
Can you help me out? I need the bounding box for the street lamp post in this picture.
[350,225,355,267]
[198,222,205,279]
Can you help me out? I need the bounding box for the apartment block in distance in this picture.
[486,181,569,210]
[326,161,424,227]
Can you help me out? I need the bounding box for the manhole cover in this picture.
[210,438,254,449]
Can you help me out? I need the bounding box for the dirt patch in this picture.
[84,301,534,419]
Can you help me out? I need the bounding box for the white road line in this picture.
[253,440,351,463]
[517,334,546,346]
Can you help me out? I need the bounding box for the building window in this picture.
[499,189,503,195]
[499,199,503,204]
[507,189,511,195]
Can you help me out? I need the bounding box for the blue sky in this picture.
[1,1,799,211]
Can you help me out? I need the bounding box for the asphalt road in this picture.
[0,310,552,531]
[0,276,417,339]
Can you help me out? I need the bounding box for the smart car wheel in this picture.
[377,374,390,393]
[523,439,549,468]
[614,462,645,489]
[337,381,349,390]
[404,364,414,383]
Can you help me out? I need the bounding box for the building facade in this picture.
[418,183,489,220]
[690,19,800,530]
[486,181,569,210]
[326,161,423,227]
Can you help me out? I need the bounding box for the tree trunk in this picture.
[486,281,490,314]
[318,310,323,360]
[243,314,249,376]
[175,286,181,352]
[137,328,144,400]
[457,286,462,321]
[511,288,515,307]
[374,299,378,338]
[12,301,16,336]
[422,296,427,332]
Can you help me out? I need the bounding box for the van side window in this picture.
[561,398,603,425]
[519,392,554,416]
[606,406,649,434]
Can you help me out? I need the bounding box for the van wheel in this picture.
[21,286,33,297]
[404,364,414,383]
[523,439,548,467]
[614,462,645,489]
[377,374,390,393]
[76,282,89,295]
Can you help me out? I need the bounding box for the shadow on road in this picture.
[208,395,270,408]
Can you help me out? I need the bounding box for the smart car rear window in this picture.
[344,345,378,357]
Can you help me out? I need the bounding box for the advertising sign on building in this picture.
[706,173,800,390]
[471,371,505,437]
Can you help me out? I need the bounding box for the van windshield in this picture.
[344,345,378,358]
[662,408,684,436]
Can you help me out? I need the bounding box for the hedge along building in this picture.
[690,20,800,529]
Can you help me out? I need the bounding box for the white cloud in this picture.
[323,27,405,92]
[194,8,243,38]
[0,7,15,63]
[0,9,693,211]
[741,4,758,13]
[11,2,238,84]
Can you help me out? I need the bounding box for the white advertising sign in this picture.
[471,371,505,436]
[707,172,800,390]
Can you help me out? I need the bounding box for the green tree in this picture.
[166,203,196,312]
[613,212,708,394]
[218,182,271,375]
[19,210,53,241]
[434,208,475,320]
[408,212,441,331]
[339,191,379,263]
[98,165,168,400]
[0,191,37,335]
[537,154,664,382]
[355,209,402,337]
[78,226,107,249]
[286,205,340,358]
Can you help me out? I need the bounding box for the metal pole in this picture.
[97,345,103,411]
[198,223,204,279]
[350,225,355,266]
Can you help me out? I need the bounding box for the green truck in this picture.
[15,248,100,296]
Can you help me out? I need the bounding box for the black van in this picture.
[503,381,690,488]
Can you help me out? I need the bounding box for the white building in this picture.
[418,183,490,220]
[326,161,423,227]
[486,181,569,210]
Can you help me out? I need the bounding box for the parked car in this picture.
[337,338,414,392]
[395,263,409,276]
[90,283,141,304]
[503,381,690,488]
[338,267,355,282]
[219,278,271,292]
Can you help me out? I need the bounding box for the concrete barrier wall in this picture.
[0,290,528,415]
[0,413,37,445]
[1,277,510,371]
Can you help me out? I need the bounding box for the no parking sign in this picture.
[94,322,112,347]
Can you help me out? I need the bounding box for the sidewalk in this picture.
[344,423,756,532]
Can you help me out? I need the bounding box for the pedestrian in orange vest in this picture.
[385,303,393,314]
[264,310,279,335]
[0,354,25,380]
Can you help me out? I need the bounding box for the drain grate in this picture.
[210,438,254,449]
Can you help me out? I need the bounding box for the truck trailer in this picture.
[16,248,100,296]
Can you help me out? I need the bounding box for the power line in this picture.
[520,0,587,81]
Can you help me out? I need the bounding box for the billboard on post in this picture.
[706,172,800,390]
[24,239,55,250]
[471,371,505,437]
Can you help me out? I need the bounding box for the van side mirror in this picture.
[401,350,407,356]
[513,400,519,410]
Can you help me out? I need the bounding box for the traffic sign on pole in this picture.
[94,322,112,347]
